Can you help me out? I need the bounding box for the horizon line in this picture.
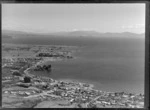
[2,29,145,35]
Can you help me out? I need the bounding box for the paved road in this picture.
[86,95,101,107]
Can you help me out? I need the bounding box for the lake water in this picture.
[32,37,145,94]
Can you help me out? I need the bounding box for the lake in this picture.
[31,37,145,94]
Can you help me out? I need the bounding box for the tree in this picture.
[43,65,47,70]
[24,76,31,83]
[12,71,22,76]
[44,64,51,71]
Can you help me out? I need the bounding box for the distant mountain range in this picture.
[2,30,145,38]
[2,30,145,46]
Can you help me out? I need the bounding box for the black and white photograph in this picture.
[2,3,145,108]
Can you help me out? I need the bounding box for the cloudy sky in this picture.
[2,4,145,33]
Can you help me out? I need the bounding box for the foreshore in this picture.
[2,63,144,108]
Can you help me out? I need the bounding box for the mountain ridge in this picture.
[2,29,145,38]
[2,30,145,46]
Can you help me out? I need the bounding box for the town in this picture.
[2,44,144,108]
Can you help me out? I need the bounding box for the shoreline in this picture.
[27,65,144,95]
[2,58,145,108]
[26,57,144,95]
[57,78,95,89]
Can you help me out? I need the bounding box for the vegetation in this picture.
[24,76,31,83]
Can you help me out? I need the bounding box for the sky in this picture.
[2,4,145,34]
